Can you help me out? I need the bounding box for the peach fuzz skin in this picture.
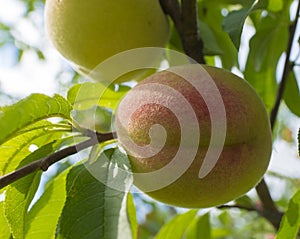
[115,64,272,208]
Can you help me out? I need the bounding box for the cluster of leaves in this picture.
[0,83,135,238]
[0,0,300,238]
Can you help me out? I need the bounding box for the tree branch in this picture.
[255,179,278,212]
[255,179,283,230]
[217,204,257,212]
[255,0,300,230]
[0,132,114,190]
[181,0,205,64]
[218,203,284,230]
[159,0,181,29]
[159,0,206,64]
[269,0,300,130]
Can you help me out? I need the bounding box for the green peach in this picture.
[115,64,272,208]
[45,0,169,83]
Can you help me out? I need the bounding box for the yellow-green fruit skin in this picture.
[45,0,169,81]
[115,64,272,208]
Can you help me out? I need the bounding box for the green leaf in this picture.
[25,167,72,239]
[198,0,238,69]
[234,195,253,208]
[199,21,223,55]
[167,22,183,52]
[167,19,223,59]
[71,105,113,133]
[222,0,268,49]
[185,213,211,239]
[211,228,231,238]
[5,174,41,239]
[0,201,11,239]
[0,94,72,145]
[268,0,283,12]
[155,210,198,239]
[56,148,135,239]
[137,203,176,239]
[67,82,130,111]
[218,210,232,226]
[4,141,62,239]
[222,8,249,50]
[36,49,45,60]
[277,190,300,238]
[127,193,138,239]
[283,70,300,117]
[0,120,68,176]
[244,2,291,111]
[216,0,253,5]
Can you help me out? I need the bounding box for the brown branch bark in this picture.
[217,204,257,212]
[159,0,181,28]
[181,0,205,63]
[0,132,114,190]
[255,179,283,230]
[159,0,206,63]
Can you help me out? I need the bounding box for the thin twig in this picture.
[217,204,257,212]
[0,132,114,190]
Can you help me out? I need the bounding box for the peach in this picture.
[45,0,169,83]
[115,64,272,208]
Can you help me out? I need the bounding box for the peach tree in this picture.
[0,0,300,238]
